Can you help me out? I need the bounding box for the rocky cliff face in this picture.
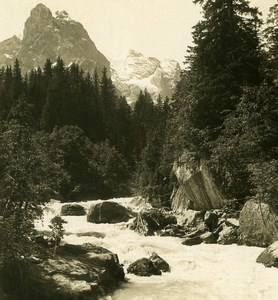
[111,49,181,105]
[0,35,22,66]
[171,151,225,212]
[0,4,110,75]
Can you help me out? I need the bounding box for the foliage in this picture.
[209,84,278,200]
[0,121,67,262]
[263,4,278,82]
[132,95,173,207]
[49,215,67,256]
[46,126,130,200]
[248,160,278,209]
[171,0,262,157]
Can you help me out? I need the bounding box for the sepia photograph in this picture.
[0,0,277,299]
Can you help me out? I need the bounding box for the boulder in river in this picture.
[256,241,278,268]
[217,225,238,245]
[149,253,170,272]
[182,236,202,246]
[204,211,219,232]
[127,258,162,276]
[87,201,134,223]
[1,243,124,300]
[200,232,218,244]
[60,203,86,216]
[239,200,278,247]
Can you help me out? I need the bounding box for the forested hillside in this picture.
[135,1,278,210]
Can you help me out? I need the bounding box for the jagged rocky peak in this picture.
[29,3,52,22]
[0,3,110,75]
[127,49,144,58]
[55,10,73,22]
[111,49,181,105]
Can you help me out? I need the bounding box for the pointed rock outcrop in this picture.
[0,3,110,75]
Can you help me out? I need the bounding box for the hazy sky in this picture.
[0,0,276,65]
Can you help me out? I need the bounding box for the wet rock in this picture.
[226,218,239,228]
[256,241,278,268]
[217,226,238,245]
[127,258,161,276]
[200,232,218,244]
[149,253,170,272]
[60,203,86,216]
[160,224,187,237]
[87,201,134,224]
[3,243,124,300]
[131,208,177,236]
[182,210,205,227]
[75,231,105,238]
[182,236,202,246]
[239,200,278,247]
[204,211,219,231]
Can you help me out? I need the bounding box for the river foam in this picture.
[36,197,278,300]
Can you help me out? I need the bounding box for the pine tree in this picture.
[100,67,117,143]
[133,89,155,157]
[263,4,278,82]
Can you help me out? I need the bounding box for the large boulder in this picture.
[239,201,278,247]
[127,258,161,277]
[61,203,86,216]
[256,241,278,268]
[130,208,177,236]
[87,201,134,224]
[1,243,124,300]
[171,151,225,211]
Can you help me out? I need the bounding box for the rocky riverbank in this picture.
[2,197,278,300]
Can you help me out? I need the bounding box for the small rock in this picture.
[75,231,105,238]
[256,241,278,268]
[217,226,238,245]
[182,236,202,246]
[127,258,161,276]
[149,253,170,272]
[204,211,219,232]
[200,232,218,244]
[183,210,205,227]
[226,218,239,228]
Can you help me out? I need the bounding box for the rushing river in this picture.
[36,197,278,300]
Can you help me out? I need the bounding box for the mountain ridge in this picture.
[0,3,110,75]
[0,4,180,104]
[111,49,181,105]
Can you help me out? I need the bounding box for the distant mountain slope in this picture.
[0,3,110,75]
[111,50,181,105]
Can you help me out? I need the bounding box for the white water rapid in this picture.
[36,197,278,300]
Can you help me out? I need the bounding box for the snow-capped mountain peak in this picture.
[111,50,181,105]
